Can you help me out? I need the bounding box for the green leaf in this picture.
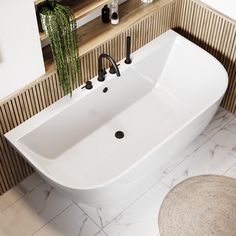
[39,2,81,96]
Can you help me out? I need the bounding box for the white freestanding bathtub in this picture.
[5,30,228,207]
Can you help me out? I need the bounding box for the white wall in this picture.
[0,0,45,100]
[201,0,236,21]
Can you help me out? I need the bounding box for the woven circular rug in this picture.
[158,175,236,236]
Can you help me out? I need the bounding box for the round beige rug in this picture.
[158,175,236,236]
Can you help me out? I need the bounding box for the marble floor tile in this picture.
[103,182,169,236]
[160,133,208,177]
[77,202,124,229]
[0,183,72,236]
[0,173,44,213]
[17,172,45,194]
[33,204,107,236]
[202,107,234,139]
[161,106,233,178]
[161,139,236,189]
[210,117,236,157]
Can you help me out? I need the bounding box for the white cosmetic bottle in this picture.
[111,0,119,25]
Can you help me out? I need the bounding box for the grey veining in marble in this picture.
[160,134,208,177]
[103,182,169,236]
[161,139,236,189]
[211,117,236,157]
[0,173,44,213]
[33,204,107,236]
[76,196,142,229]
[0,183,72,236]
[76,168,163,229]
[202,107,234,139]
[224,164,236,178]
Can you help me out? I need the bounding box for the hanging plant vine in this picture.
[39,0,81,95]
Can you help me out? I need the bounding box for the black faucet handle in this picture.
[98,69,106,81]
[82,81,93,90]
[109,64,120,74]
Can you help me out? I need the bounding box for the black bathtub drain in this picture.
[103,87,108,93]
[115,131,124,139]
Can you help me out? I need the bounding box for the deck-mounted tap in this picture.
[125,36,132,64]
[97,54,120,81]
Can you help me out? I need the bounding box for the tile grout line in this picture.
[209,138,236,159]
[101,181,168,231]
[72,202,110,235]
[160,180,172,190]
[159,111,236,184]
[160,135,210,177]
[207,114,235,139]
[100,229,110,236]
[208,115,236,160]
[159,112,236,189]
[73,201,108,230]
[30,202,74,236]
[0,181,45,213]
[223,163,236,176]
[160,145,236,191]
[74,178,164,230]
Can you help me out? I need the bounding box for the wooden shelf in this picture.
[38,0,111,41]
[34,0,44,5]
[42,0,171,73]
[67,0,111,19]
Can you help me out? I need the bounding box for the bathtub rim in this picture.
[4,30,229,191]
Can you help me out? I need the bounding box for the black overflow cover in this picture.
[115,131,124,139]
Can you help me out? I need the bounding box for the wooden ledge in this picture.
[43,0,174,73]
[38,0,112,41]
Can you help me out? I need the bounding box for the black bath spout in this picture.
[125,36,132,64]
[98,54,120,81]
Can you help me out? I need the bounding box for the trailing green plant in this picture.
[39,0,80,95]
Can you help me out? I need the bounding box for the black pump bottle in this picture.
[101,5,110,23]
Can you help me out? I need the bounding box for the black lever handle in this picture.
[125,36,132,64]
[82,81,93,90]
[109,64,120,74]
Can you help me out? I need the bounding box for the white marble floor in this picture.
[0,107,236,236]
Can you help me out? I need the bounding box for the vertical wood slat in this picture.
[175,0,236,114]
[0,0,236,195]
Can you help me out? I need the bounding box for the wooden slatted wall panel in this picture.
[0,1,176,194]
[175,0,236,114]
